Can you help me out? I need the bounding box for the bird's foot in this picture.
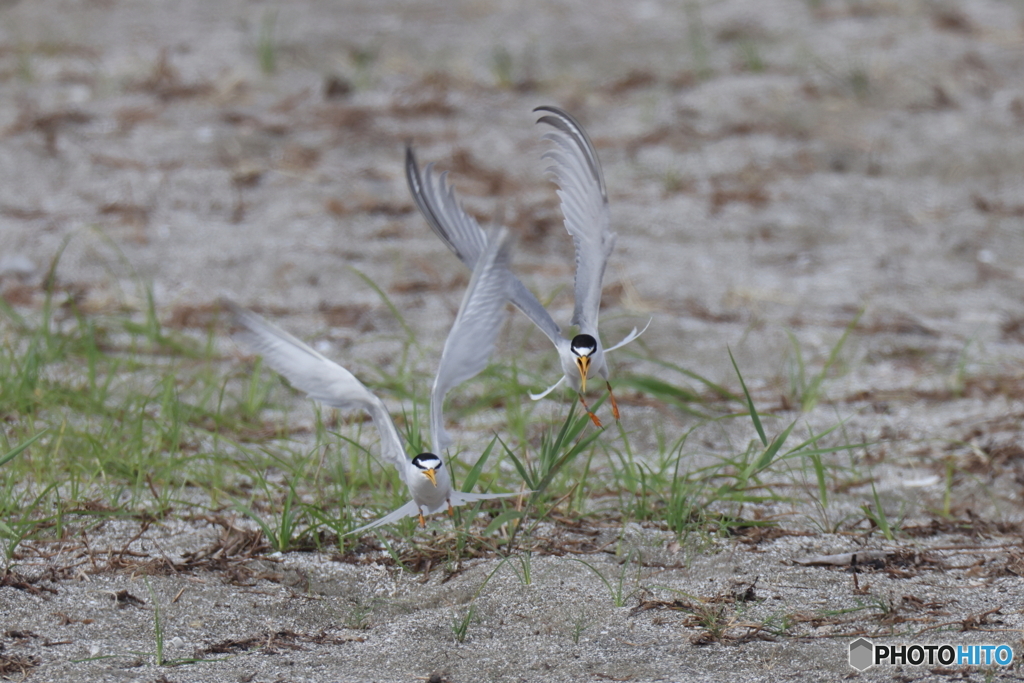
[607,381,620,421]
[418,512,427,527]
[579,394,603,427]
[447,501,455,517]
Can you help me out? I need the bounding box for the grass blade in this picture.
[863,482,895,540]
[641,356,742,403]
[800,309,863,412]
[0,430,47,469]
[810,453,827,508]
[613,375,713,418]
[461,435,499,493]
[532,427,604,500]
[728,346,767,446]
[751,420,796,474]
[497,435,534,490]
[481,509,526,537]
[349,266,416,344]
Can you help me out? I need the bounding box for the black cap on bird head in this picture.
[570,334,598,392]
[412,453,443,487]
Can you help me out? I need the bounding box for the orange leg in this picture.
[606,381,620,421]
[418,511,427,527]
[447,500,455,517]
[579,393,602,427]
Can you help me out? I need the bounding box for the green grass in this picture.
[570,607,591,644]
[684,0,712,80]
[257,9,278,75]
[569,550,642,608]
[451,604,476,643]
[736,39,765,73]
[0,245,910,571]
[785,310,862,412]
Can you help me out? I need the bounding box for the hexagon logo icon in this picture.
[849,638,874,671]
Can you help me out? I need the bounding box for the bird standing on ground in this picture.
[405,106,647,427]
[226,228,526,535]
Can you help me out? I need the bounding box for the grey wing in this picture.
[224,300,409,483]
[345,500,421,536]
[535,106,616,336]
[429,228,514,455]
[406,145,564,347]
[508,278,563,348]
[405,146,488,267]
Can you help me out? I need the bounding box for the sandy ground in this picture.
[2,0,1024,681]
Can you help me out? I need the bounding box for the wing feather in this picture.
[406,145,564,346]
[534,106,615,336]
[346,491,529,536]
[429,227,513,454]
[224,301,409,482]
[405,146,488,266]
[345,500,421,536]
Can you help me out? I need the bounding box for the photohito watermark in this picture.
[849,638,1015,671]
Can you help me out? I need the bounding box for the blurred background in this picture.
[1,0,1023,402]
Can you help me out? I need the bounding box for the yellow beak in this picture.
[422,468,438,487]
[576,356,591,394]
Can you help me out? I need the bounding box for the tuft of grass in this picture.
[729,347,768,446]
[348,42,380,89]
[236,480,310,553]
[489,43,536,90]
[0,430,47,471]
[345,599,377,630]
[501,402,602,499]
[809,53,873,102]
[848,67,870,101]
[861,482,897,540]
[692,600,731,642]
[0,236,354,555]
[940,457,955,519]
[257,9,278,75]
[349,266,417,347]
[145,578,166,666]
[785,310,861,412]
[609,353,869,540]
[508,549,534,586]
[451,604,475,643]
[446,555,523,643]
[737,39,764,72]
[569,550,642,608]
[949,338,975,398]
[684,0,712,80]
[570,607,591,644]
[0,482,58,566]
[16,44,33,82]
[497,402,603,546]
[491,46,515,89]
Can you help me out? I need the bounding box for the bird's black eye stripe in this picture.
[571,333,597,357]
[412,453,443,470]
